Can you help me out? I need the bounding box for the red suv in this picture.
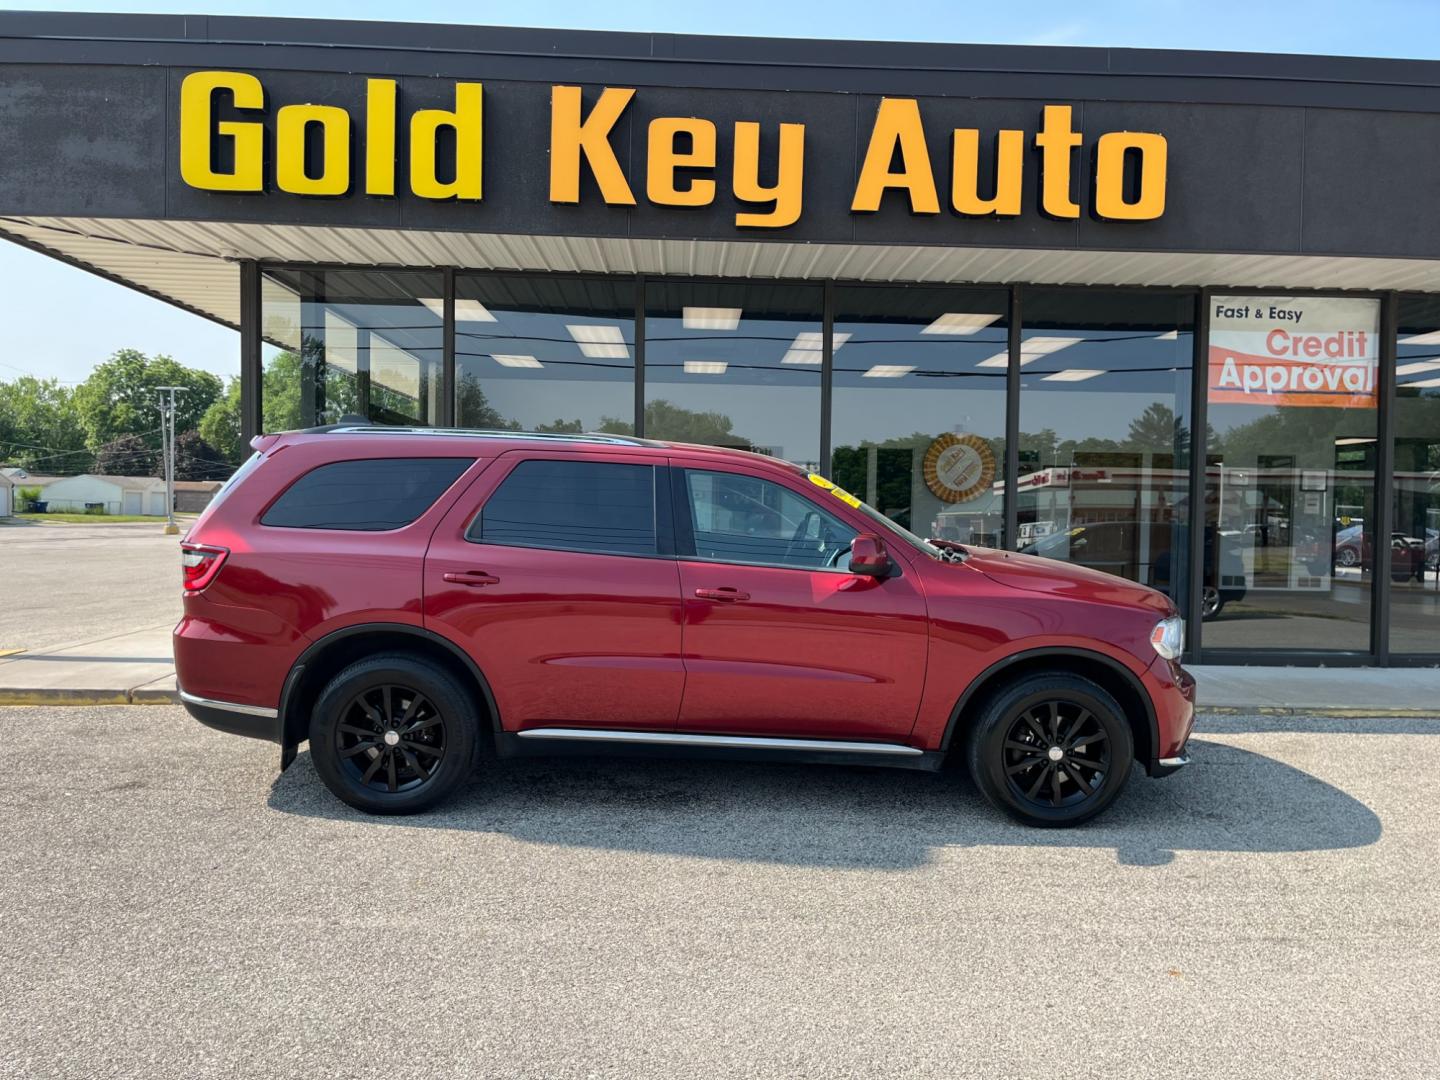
[175,427,1195,827]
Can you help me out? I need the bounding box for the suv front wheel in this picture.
[309,654,480,814]
[966,673,1135,827]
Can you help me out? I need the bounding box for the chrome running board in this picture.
[516,727,923,756]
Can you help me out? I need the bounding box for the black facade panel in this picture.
[0,64,166,218]
[1077,102,1304,255]
[1301,108,1440,257]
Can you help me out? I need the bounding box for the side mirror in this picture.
[848,533,891,577]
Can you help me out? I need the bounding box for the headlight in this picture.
[1150,615,1184,660]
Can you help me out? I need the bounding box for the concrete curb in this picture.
[0,687,179,706]
[1198,705,1440,718]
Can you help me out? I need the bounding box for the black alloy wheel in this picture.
[335,684,447,795]
[1001,700,1111,811]
[310,654,480,814]
[966,673,1135,827]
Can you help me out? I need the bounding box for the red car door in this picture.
[424,451,684,731]
[671,463,930,741]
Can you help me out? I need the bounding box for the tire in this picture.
[1200,587,1225,621]
[965,673,1135,828]
[309,653,481,815]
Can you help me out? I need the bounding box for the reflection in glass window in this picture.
[644,281,823,471]
[1391,297,1440,655]
[1017,290,1194,613]
[260,269,443,428]
[453,276,636,433]
[830,286,1008,545]
[1202,294,1379,652]
[683,469,856,570]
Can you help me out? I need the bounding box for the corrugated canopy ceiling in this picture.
[5,215,1440,331]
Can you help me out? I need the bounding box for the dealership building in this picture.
[1,11,1438,665]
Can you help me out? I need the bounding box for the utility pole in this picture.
[156,386,186,535]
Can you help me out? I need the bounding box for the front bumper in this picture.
[180,690,282,743]
[1143,655,1196,777]
[1153,749,1191,775]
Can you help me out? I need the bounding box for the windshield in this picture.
[804,473,948,560]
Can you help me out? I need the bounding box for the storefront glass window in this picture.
[830,286,1008,544]
[261,269,443,428]
[643,281,823,471]
[453,275,636,432]
[1202,294,1380,652]
[1391,297,1440,655]
[1016,290,1195,612]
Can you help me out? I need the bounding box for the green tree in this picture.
[261,350,305,432]
[165,429,232,481]
[0,376,90,474]
[73,349,223,453]
[198,378,245,464]
[601,399,747,446]
[453,371,519,430]
[94,433,157,476]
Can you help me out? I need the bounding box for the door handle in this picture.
[443,571,501,587]
[694,587,750,602]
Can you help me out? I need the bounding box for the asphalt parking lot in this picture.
[0,521,183,653]
[1,705,1435,1080]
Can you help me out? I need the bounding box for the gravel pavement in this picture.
[1,705,1435,1079]
[0,522,183,653]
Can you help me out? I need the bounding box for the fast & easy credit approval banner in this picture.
[1209,295,1380,409]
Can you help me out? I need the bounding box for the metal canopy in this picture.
[6,214,1440,331]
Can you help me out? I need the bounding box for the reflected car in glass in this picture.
[174,427,1196,828]
[1319,525,1426,580]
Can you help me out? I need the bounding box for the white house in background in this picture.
[39,474,167,516]
[0,471,12,518]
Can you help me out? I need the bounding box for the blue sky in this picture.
[7,0,1440,385]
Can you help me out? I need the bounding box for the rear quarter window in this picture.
[261,457,473,531]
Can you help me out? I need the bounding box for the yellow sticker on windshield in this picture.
[808,473,861,508]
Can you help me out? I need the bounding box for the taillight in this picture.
[181,543,229,591]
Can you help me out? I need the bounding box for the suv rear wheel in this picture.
[966,673,1135,827]
[309,654,480,814]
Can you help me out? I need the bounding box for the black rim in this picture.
[1002,700,1111,810]
[335,684,447,794]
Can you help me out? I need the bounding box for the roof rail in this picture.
[285,424,660,447]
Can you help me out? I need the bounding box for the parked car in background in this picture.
[1327,525,1427,579]
[1024,521,1247,620]
[175,426,1195,828]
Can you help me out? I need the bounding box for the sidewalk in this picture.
[0,625,176,705]
[0,632,1435,715]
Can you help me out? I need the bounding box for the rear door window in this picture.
[467,458,658,556]
[261,457,472,531]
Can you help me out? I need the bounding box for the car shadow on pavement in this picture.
[266,735,1383,869]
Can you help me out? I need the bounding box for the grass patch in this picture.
[13,513,171,524]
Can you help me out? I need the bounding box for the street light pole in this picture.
[156,386,186,535]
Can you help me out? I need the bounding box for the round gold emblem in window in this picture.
[922,433,996,504]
